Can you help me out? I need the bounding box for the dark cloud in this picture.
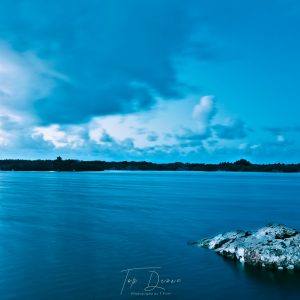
[0,0,215,124]
[213,119,247,139]
[147,132,159,142]
[264,126,300,135]
[100,131,115,143]
[175,128,210,147]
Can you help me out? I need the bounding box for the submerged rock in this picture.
[194,224,300,270]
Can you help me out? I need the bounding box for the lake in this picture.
[0,171,299,299]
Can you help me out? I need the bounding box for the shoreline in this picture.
[0,158,299,173]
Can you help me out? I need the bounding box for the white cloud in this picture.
[0,41,72,153]
[0,40,67,114]
[89,114,166,148]
[192,95,217,134]
[0,128,10,146]
[276,135,285,142]
[33,125,85,149]
[250,144,261,149]
[239,143,248,150]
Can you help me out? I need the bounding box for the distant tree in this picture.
[0,157,298,172]
[234,159,252,166]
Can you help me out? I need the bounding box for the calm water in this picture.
[0,171,299,300]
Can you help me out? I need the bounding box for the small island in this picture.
[191,224,300,271]
[0,158,299,172]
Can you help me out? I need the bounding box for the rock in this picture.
[193,224,300,270]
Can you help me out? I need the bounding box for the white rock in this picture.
[195,224,300,271]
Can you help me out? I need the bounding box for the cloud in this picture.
[99,131,115,144]
[264,126,300,134]
[0,0,216,124]
[147,132,159,142]
[213,119,247,139]
[0,41,66,114]
[175,127,210,147]
[33,124,86,148]
[192,95,217,134]
[190,96,247,143]
[264,126,300,144]
[276,135,285,142]
[0,89,255,162]
[0,113,53,153]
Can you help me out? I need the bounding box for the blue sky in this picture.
[0,0,299,163]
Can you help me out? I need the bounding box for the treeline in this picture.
[0,158,104,171]
[0,158,299,172]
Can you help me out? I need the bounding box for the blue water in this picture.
[0,171,299,300]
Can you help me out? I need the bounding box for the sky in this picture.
[0,0,300,163]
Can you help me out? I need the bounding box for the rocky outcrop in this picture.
[193,224,300,270]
